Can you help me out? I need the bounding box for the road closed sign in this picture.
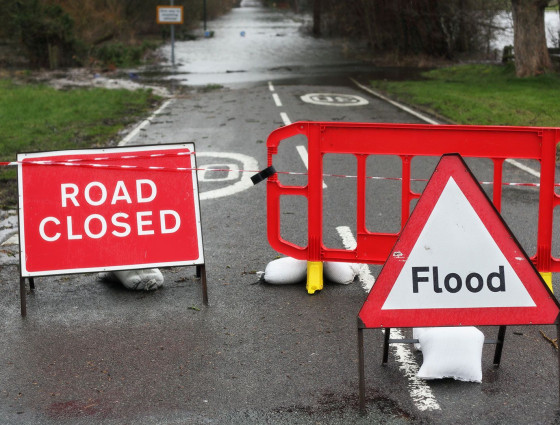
[359,154,560,328]
[18,144,203,276]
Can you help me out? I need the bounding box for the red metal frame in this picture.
[266,122,560,274]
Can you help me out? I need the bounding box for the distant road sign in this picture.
[157,6,184,24]
[300,93,368,106]
[358,154,560,328]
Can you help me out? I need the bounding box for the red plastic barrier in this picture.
[266,122,560,287]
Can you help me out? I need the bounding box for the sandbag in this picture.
[263,257,307,284]
[416,327,484,383]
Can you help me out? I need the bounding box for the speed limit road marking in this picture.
[300,93,369,106]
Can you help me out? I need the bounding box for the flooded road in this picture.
[154,2,560,89]
[158,1,374,87]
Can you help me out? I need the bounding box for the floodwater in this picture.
[492,10,560,51]
[157,0,374,87]
[153,2,560,88]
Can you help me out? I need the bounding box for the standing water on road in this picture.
[154,3,560,89]
[158,0,370,87]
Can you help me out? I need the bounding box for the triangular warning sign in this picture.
[359,154,560,328]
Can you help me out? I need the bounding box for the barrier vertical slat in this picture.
[536,130,556,274]
[400,155,416,228]
[356,154,368,237]
[492,158,504,213]
[306,124,324,293]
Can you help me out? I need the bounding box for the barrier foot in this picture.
[541,272,553,293]
[306,261,323,294]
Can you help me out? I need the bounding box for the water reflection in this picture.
[159,3,366,87]
[154,5,560,88]
[492,11,559,51]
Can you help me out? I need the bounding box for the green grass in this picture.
[370,64,560,127]
[0,80,162,208]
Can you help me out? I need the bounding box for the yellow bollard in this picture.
[540,271,553,293]
[307,261,323,294]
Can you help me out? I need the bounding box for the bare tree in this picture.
[511,0,552,76]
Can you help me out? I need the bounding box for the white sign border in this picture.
[17,143,204,277]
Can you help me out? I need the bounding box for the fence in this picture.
[266,122,560,293]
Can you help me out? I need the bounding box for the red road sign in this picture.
[18,144,204,276]
[359,154,560,328]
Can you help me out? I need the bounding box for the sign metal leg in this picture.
[358,325,366,414]
[557,323,560,405]
[383,327,391,364]
[200,264,208,305]
[20,277,26,317]
[493,325,507,366]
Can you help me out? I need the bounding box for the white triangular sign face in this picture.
[358,154,559,328]
[382,177,535,310]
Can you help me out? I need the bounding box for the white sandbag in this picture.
[324,261,359,284]
[413,327,430,351]
[98,268,164,291]
[264,257,307,284]
[417,327,484,383]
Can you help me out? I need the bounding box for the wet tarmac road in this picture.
[153,0,423,89]
[2,2,560,424]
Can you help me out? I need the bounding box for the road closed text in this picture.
[38,179,181,242]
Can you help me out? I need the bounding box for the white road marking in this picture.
[350,78,439,125]
[119,99,175,146]
[300,93,369,106]
[336,225,441,412]
[196,152,259,201]
[296,145,327,188]
[1,234,18,246]
[335,226,374,292]
[505,158,540,178]
[272,93,283,107]
[280,112,292,126]
[351,77,543,179]
[268,81,275,92]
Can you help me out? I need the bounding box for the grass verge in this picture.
[0,80,162,209]
[370,63,560,127]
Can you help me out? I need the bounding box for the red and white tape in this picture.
[0,153,548,188]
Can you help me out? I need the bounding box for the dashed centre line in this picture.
[268,80,441,412]
[280,112,292,126]
[272,93,283,107]
[336,225,441,412]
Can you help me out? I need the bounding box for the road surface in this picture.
[1,2,559,424]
